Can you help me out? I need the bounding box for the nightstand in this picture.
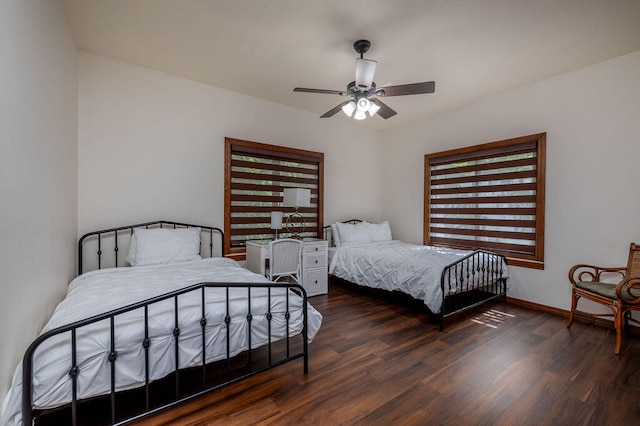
[245,239,329,296]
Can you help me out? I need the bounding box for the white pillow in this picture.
[364,221,393,242]
[330,223,342,247]
[335,221,369,246]
[334,221,393,246]
[126,227,201,266]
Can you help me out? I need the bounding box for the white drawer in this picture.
[303,253,327,269]
[302,269,328,296]
[303,241,327,254]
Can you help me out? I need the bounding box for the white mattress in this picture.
[329,241,508,313]
[2,257,322,426]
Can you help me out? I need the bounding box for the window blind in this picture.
[425,133,545,267]
[227,140,323,251]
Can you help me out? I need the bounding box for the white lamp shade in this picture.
[354,109,366,120]
[283,188,311,207]
[356,97,371,112]
[342,100,356,117]
[355,58,377,89]
[270,211,283,229]
[368,102,380,117]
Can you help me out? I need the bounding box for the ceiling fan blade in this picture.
[294,87,344,95]
[377,81,435,97]
[355,58,377,89]
[320,101,351,118]
[370,98,397,119]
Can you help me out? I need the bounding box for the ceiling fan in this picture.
[294,40,435,120]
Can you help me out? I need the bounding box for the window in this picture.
[224,138,324,257]
[424,133,546,269]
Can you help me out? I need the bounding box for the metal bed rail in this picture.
[22,281,309,425]
[440,249,508,331]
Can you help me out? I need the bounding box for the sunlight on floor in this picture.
[470,309,516,329]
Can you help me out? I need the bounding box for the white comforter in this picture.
[2,258,322,426]
[329,241,508,313]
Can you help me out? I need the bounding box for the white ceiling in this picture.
[63,0,640,131]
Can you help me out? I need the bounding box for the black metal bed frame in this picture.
[77,220,224,275]
[22,221,310,425]
[322,219,507,330]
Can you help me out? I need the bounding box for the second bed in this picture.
[325,220,509,329]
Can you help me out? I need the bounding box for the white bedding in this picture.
[2,257,322,426]
[329,241,508,313]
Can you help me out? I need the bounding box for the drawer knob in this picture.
[315,247,318,251]
[315,260,318,264]
[315,280,318,284]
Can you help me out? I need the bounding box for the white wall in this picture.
[0,0,78,414]
[78,52,383,236]
[381,50,640,310]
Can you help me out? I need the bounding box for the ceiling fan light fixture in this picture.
[341,100,356,117]
[353,109,367,120]
[368,102,380,117]
[356,97,371,112]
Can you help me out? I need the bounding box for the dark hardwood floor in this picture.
[133,280,640,425]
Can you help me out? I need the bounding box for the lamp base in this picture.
[285,211,305,240]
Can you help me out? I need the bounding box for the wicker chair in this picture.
[266,238,303,284]
[568,243,640,354]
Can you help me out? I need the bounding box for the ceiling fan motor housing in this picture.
[347,81,376,95]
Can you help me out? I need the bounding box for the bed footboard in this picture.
[22,282,309,426]
[439,250,508,331]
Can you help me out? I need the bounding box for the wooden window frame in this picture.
[224,137,324,259]
[424,133,546,269]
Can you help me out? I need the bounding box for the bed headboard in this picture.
[78,220,224,275]
[321,219,362,247]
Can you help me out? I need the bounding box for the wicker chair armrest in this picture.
[568,264,627,284]
[616,276,640,305]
